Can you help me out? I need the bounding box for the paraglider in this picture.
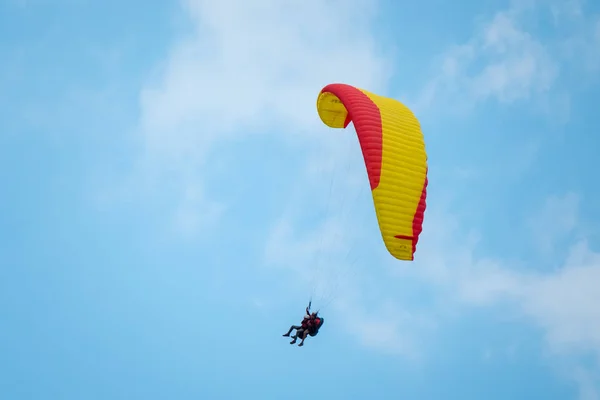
[316,83,429,261]
[282,301,324,347]
[282,84,428,347]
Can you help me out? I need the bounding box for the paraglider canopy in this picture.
[316,83,429,261]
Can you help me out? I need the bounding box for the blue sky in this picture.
[2,0,600,399]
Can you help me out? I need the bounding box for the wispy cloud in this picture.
[402,194,600,397]
[127,0,393,235]
[413,0,600,117]
[406,191,599,352]
[415,9,558,113]
[138,0,392,163]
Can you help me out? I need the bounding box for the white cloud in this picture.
[130,0,392,233]
[520,241,600,357]
[472,12,557,101]
[402,195,600,397]
[444,239,600,362]
[414,0,600,116]
[139,0,392,166]
[410,194,600,361]
[415,9,558,113]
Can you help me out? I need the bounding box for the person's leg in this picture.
[283,325,301,337]
[298,329,309,346]
[290,328,304,344]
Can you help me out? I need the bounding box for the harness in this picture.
[308,317,324,336]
